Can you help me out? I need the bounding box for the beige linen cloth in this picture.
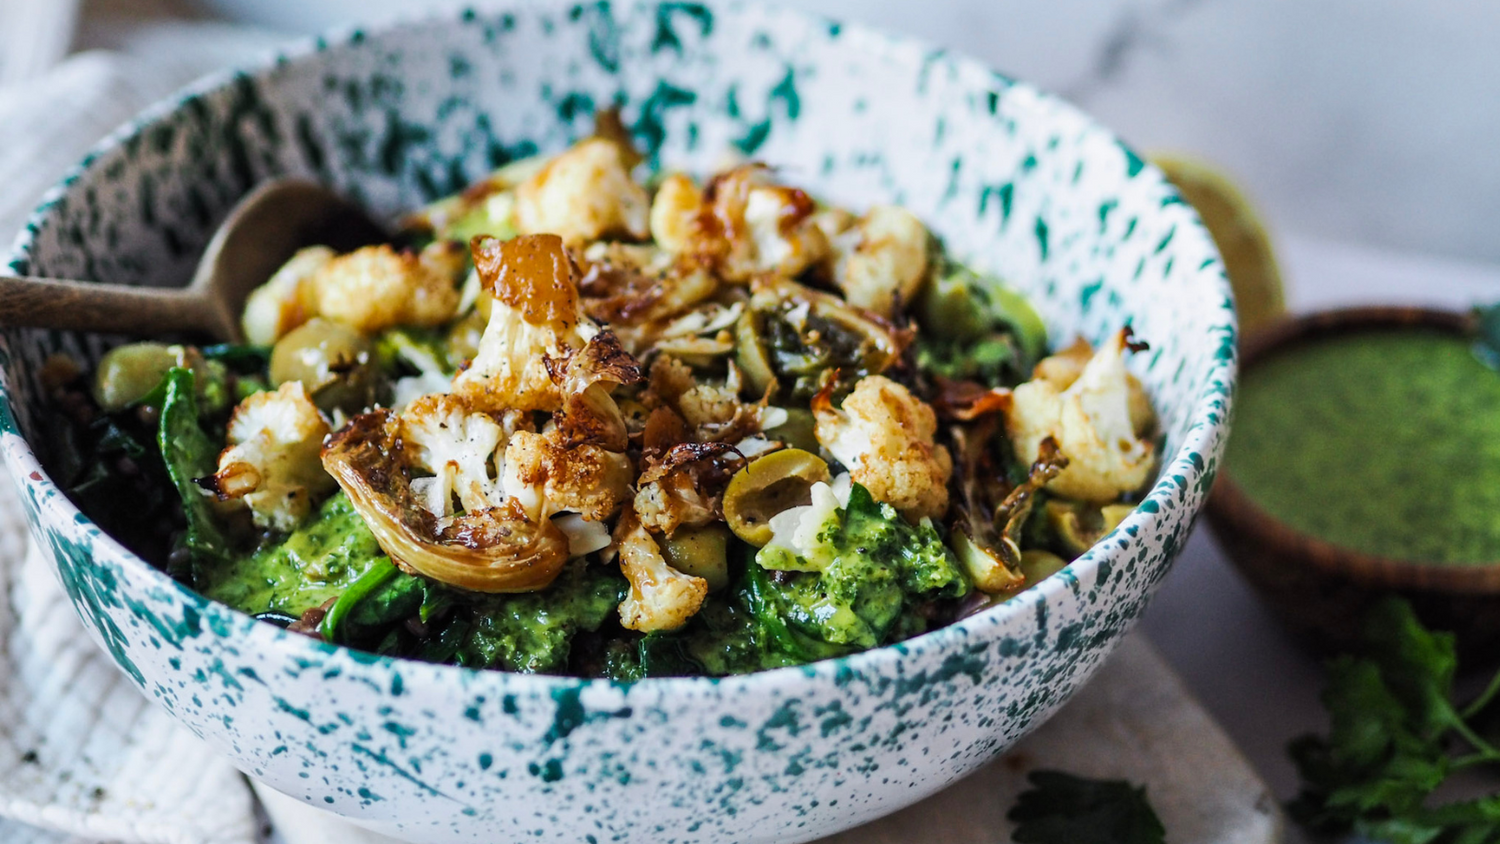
[0,24,1281,844]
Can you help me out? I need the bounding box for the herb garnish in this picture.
[1289,598,1500,842]
[1008,770,1166,844]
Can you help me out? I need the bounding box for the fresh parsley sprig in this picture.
[1008,770,1166,844]
[1289,598,1500,843]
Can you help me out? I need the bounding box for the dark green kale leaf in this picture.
[1288,598,1500,841]
[155,367,233,572]
[1008,770,1165,844]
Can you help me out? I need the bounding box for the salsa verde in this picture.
[1227,329,1500,565]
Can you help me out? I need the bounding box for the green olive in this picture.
[734,309,776,399]
[723,448,831,547]
[763,407,818,452]
[660,524,731,593]
[93,343,182,412]
[270,318,381,414]
[1019,549,1069,586]
[1046,501,1135,557]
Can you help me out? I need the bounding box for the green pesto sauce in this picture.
[1228,329,1500,565]
[195,492,387,616]
[445,563,625,674]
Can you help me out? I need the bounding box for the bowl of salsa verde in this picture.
[1207,306,1500,653]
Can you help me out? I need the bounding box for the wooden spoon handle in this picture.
[0,276,216,338]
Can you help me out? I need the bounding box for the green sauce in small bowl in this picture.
[1228,327,1500,565]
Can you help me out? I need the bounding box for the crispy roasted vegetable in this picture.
[515,137,650,245]
[615,507,709,632]
[951,435,1069,594]
[634,441,744,537]
[243,242,464,343]
[650,165,830,283]
[201,381,335,533]
[813,375,952,522]
[453,234,607,413]
[1006,329,1156,503]
[744,279,909,401]
[824,205,931,317]
[321,410,570,593]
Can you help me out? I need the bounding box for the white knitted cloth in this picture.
[0,26,285,844]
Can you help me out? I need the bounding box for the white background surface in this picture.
[196,0,1500,266]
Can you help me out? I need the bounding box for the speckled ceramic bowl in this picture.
[0,4,1235,842]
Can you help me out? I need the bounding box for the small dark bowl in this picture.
[1205,306,1500,655]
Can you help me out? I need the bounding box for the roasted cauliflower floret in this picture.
[322,410,568,593]
[1031,337,1156,437]
[205,382,334,532]
[813,375,952,522]
[651,166,830,283]
[827,205,930,317]
[646,355,764,442]
[515,137,650,245]
[615,508,708,632]
[501,429,633,523]
[633,442,743,537]
[648,172,700,253]
[312,241,464,335]
[399,394,509,518]
[242,241,463,344]
[1006,329,1155,503]
[453,234,601,412]
[241,246,332,345]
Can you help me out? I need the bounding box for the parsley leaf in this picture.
[1288,598,1500,842]
[1008,770,1166,844]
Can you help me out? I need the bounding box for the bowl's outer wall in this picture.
[0,4,1235,843]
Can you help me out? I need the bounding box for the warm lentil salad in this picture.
[42,114,1158,678]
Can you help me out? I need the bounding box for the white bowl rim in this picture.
[1,0,1237,698]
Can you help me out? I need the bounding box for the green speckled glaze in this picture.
[0,3,1236,842]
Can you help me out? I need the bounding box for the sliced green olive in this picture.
[1019,549,1069,585]
[93,343,229,414]
[270,318,381,414]
[763,407,818,452]
[660,524,731,593]
[735,309,776,399]
[92,343,181,412]
[723,448,831,547]
[1046,500,1134,557]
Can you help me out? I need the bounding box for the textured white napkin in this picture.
[0,24,287,844]
[0,483,259,844]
